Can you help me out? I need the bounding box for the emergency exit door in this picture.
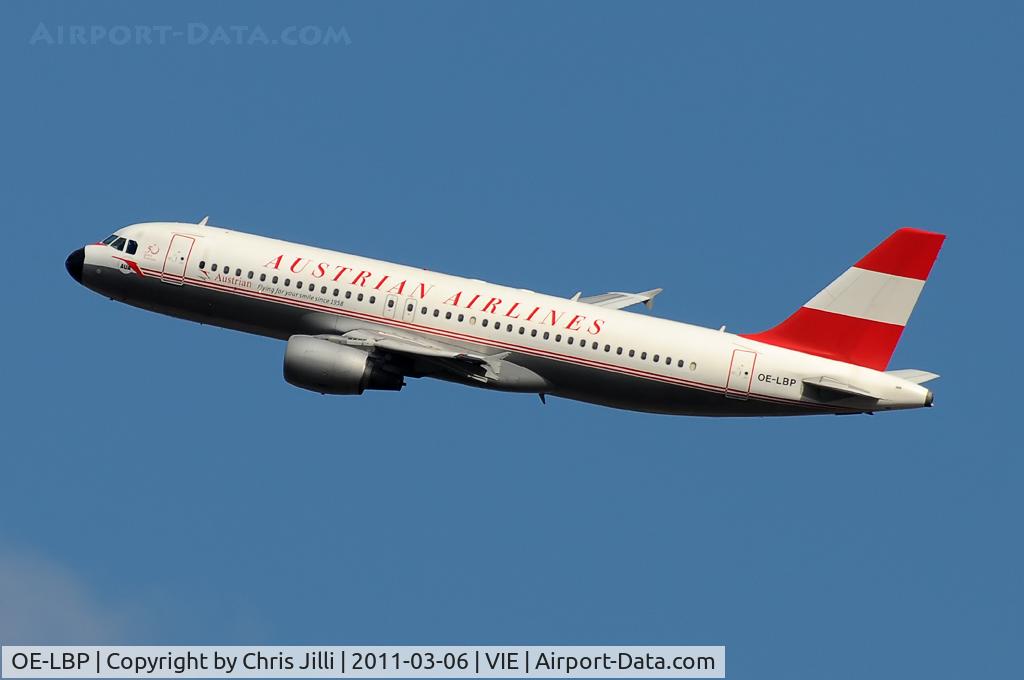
[401,297,416,322]
[384,294,400,319]
[725,349,757,399]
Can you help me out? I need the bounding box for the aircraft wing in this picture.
[327,329,507,383]
[571,287,663,310]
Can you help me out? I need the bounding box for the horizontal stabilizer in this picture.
[802,376,880,400]
[886,368,940,384]
[575,288,663,310]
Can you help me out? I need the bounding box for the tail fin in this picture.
[742,228,945,370]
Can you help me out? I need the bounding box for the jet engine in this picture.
[283,335,404,395]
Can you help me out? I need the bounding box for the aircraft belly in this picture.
[510,353,824,416]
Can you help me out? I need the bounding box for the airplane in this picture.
[65,220,944,416]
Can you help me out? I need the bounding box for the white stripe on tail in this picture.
[743,228,945,370]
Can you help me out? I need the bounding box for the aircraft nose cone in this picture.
[65,247,84,284]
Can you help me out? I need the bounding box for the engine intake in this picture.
[283,335,404,395]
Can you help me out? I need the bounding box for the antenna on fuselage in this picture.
[198,216,209,226]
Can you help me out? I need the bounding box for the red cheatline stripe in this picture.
[854,227,946,281]
[137,266,845,411]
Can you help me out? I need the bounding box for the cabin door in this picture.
[161,234,195,284]
[725,349,757,399]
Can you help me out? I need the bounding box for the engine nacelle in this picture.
[283,335,404,395]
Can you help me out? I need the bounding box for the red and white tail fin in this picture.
[742,228,946,370]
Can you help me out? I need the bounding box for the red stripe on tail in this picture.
[744,307,904,370]
[854,227,945,280]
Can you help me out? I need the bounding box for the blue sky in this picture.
[1,1,1020,677]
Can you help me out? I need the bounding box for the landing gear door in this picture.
[725,349,757,399]
[161,234,195,285]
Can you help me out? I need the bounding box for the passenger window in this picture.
[308,284,314,291]
[543,331,550,340]
[665,356,671,365]
[199,261,206,269]
[592,341,598,350]
[482,318,488,327]
[212,264,218,272]
[273,276,279,284]
[677,359,685,367]
[260,274,266,282]
[518,327,524,335]
[617,347,623,355]
[388,299,395,308]
[555,334,562,342]
[445,312,452,320]
[369,296,376,303]
[409,304,415,313]
[653,354,660,362]
[690,362,697,371]
[641,352,647,360]
[605,344,611,352]
[297,280,303,288]
[248,271,254,279]
[531,329,537,337]
[470,316,477,325]
[126,240,138,255]
[334,289,339,296]
[421,306,427,314]
[321,286,327,294]
[629,349,635,358]
[357,293,364,302]
[235,268,241,277]
[433,309,439,317]
[345,291,351,299]
[284,278,291,286]
[458,314,464,322]
[111,237,126,251]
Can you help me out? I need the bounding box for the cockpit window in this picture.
[126,240,138,255]
[102,235,118,245]
[111,237,126,251]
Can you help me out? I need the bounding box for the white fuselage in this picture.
[68,222,933,416]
